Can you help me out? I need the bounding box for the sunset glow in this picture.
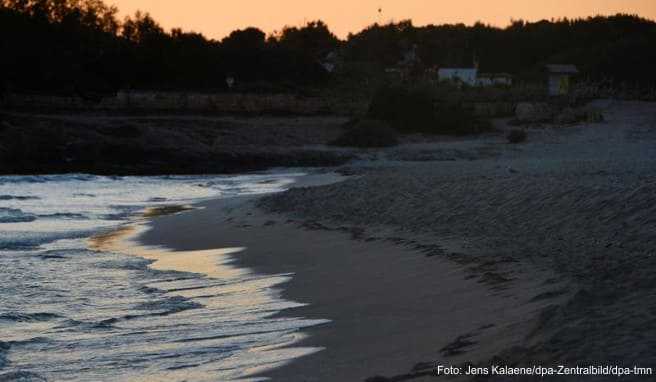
[110,0,656,39]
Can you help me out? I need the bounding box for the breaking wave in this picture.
[0,209,36,223]
[0,171,325,381]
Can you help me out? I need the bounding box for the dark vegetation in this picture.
[0,0,338,94]
[0,0,650,172]
[0,114,352,175]
[1,0,656,95]
[332,85,494,147]
[554,106,605,125]
[368,85,492,135]
[507,128,528,144]
[331,119,398,148]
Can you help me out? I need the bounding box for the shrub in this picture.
[368,85,435,133]
[507,128,527,144]
[554,106,605,125]
[584,107,605,123]
[435,102,493,135]
[0,115,8,133]
[507,118,523,126]
[331,119,398,148]
[102,124,142,139]
[367,85,492,135]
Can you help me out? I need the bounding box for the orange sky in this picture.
[109,0,656,40]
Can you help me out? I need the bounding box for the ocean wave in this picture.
[57,319,116,331]
[72,193,96,198]
[0,176,49,184]
[95,296,203,328]
[37,249,91,258]
[0,172,321,380]
[0,174,100,185]
[0,371,48,382]
[134,295,203,314]
[0,209,36,224]
[0,341,8,369]
[0,312,61,323]
[0,241,40,251]
[100,213,133,221]
[36,253,67,260]
[0,231,92,251]
[96,257,152,271]
[36,213,88,220]
[0,196,39,201]
[138,286,160,295]
[102,205,142,221]
[35,248,89,260]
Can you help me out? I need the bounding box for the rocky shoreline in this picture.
[0,112,353,175]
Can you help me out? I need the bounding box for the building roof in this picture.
[438,68,477,73]
[545,64,579,74]
[479,72,513,78]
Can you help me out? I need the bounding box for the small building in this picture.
[438,68,478,86]
[477,73,513,87]
[545,64,579,96]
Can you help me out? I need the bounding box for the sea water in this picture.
[0,173,326,381]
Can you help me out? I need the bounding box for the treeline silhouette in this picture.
[1,0,655,95]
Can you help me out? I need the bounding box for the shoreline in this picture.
[85,100,656,380]
[0,112,353,176]
[130,177,562,381]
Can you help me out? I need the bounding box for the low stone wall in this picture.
[0,91,368,116]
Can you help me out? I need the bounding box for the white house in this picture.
[477,73,513,87]
[545,64,579,96]
[438,68,478,86]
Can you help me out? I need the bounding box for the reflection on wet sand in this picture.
[87,216,327,381]
[91,223,248,280]
[143,205,195,218]
[90,204,248,280]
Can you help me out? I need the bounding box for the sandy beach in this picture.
[113,100,656,381]
[130,195,561,381]
[4,3,656,380]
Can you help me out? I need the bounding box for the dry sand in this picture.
[259,100,656,379]
[126,100,656,381]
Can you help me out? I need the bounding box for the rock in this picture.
[554,107,581,125]
[515,102,552,123]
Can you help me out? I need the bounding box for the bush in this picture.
[435,102,493,135]
[368,85,435,133]
[331,119,398,148]
[507,128,527,144]
[585,107,605,123]
[102,124,142,139]
[0,115,8,133]
[507,118,523,126]
[367,85,492,135]
[554,106,605,125]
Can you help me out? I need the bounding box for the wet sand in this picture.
[131,193,561,381]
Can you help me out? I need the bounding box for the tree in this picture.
[274,21,340,60]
